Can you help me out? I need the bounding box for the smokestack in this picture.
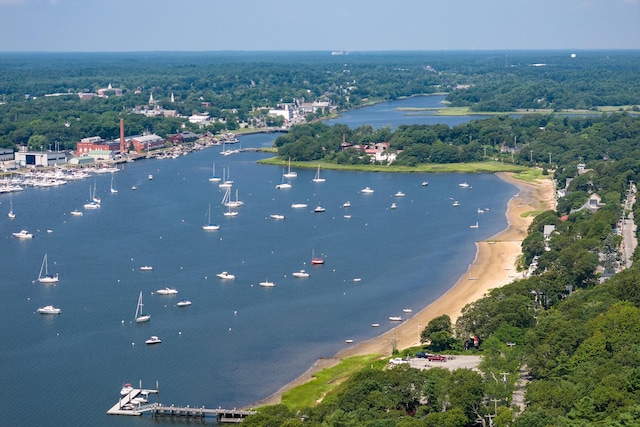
[120,118,125,152]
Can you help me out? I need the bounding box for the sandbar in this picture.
[251,172,556,407]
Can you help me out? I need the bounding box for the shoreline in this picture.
[249,171,556,408]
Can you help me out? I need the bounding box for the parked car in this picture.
[415,352,432,358]
[427,354,447,362]
[389,357,409,365]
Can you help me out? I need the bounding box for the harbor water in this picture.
[0,96,517,426]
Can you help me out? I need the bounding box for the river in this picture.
[0,96,516,426]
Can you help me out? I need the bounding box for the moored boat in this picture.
[156,287,178,295]
[37,305,61,314]
[216,271,235,280]
[13,229,33,239]
[292,269,309,278]
[145,335,161,345]
[177,299,192,307]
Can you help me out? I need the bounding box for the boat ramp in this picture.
[107,386,255,422]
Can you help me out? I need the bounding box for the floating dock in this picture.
[107,387,255,422]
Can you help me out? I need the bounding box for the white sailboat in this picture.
[221,187,238,216]
[84,185,100,209]
[37,254,59,284]
[202,204,220,231]
[312,165,325,182]
[283,158,297,178]
[92,182,101,203]
[209,162,221,182]
[225,189,244,207]
[218,167,233,188]
[110,174,118,194]
[135,291,150,323]
[8,193,15,219]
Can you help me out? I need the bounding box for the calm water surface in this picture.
[0,97,516,426]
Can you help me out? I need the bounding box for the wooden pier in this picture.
[107,387,255,422]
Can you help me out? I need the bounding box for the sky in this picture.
[0,0,638,52]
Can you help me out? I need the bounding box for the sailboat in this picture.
[135,291,151,323]
[84,185,100,209]
[92,182,101,203]
[225,189,244,207]
[312,165,325,183]
[209,162,221,182]
[275,171,292,189]
[202,204,220,231]
[218,167,233,188]
[222,187,238,217]
[110,174,118,194]
[7,193,15,219]
[311,249,324,265]
[283,158,297,178]
[37,254,59,284]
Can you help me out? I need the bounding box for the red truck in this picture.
[427,355,447,362]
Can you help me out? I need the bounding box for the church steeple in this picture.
[171,92,175,103]
[149,92,154,105]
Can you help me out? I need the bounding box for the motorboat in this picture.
[342,201,351,208]
[292,269,309,278]
[37,305,61,314]
[120,383,134,396]
[177,299,192,307]
[371,323,380,327]
[37,254,59,284]
[135,291,151,323]
[395,191,405,197]
[224,209,238,217]
[360,187,374,194]
[148,174,153,180]
[389,316,403,321]
[145,336,161,345]
[421,181,429,186]
[478,208,485,214]
[131,186,137,190]
[311,257,324,265]
[259,280,275,287]
[353,278,362,282]
[216,271,235,280]
[458,182,470,188]
[402,308,413,313]
[275,181,292,189]
[12,229,33,239]
[314,206,325,213]
[140,265,153,271]
[452,201,460,207]
[70,209,83,216]
[390,203,397,209]
[156,287,178,295]
[291,203,308,209]
[345,339,354,344]
[270,214,285,220]
[344,214,352,219]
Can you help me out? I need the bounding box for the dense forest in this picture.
[0,51,638,151]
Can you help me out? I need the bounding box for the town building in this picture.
[14,146,69,168]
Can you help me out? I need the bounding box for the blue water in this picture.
[0,97,516,426]
[326,95,492,129]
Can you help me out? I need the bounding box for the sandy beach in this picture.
[252,172,556,407]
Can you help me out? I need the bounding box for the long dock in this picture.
[107,388,255,422]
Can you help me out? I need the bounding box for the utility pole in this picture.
[530,150,533,162]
